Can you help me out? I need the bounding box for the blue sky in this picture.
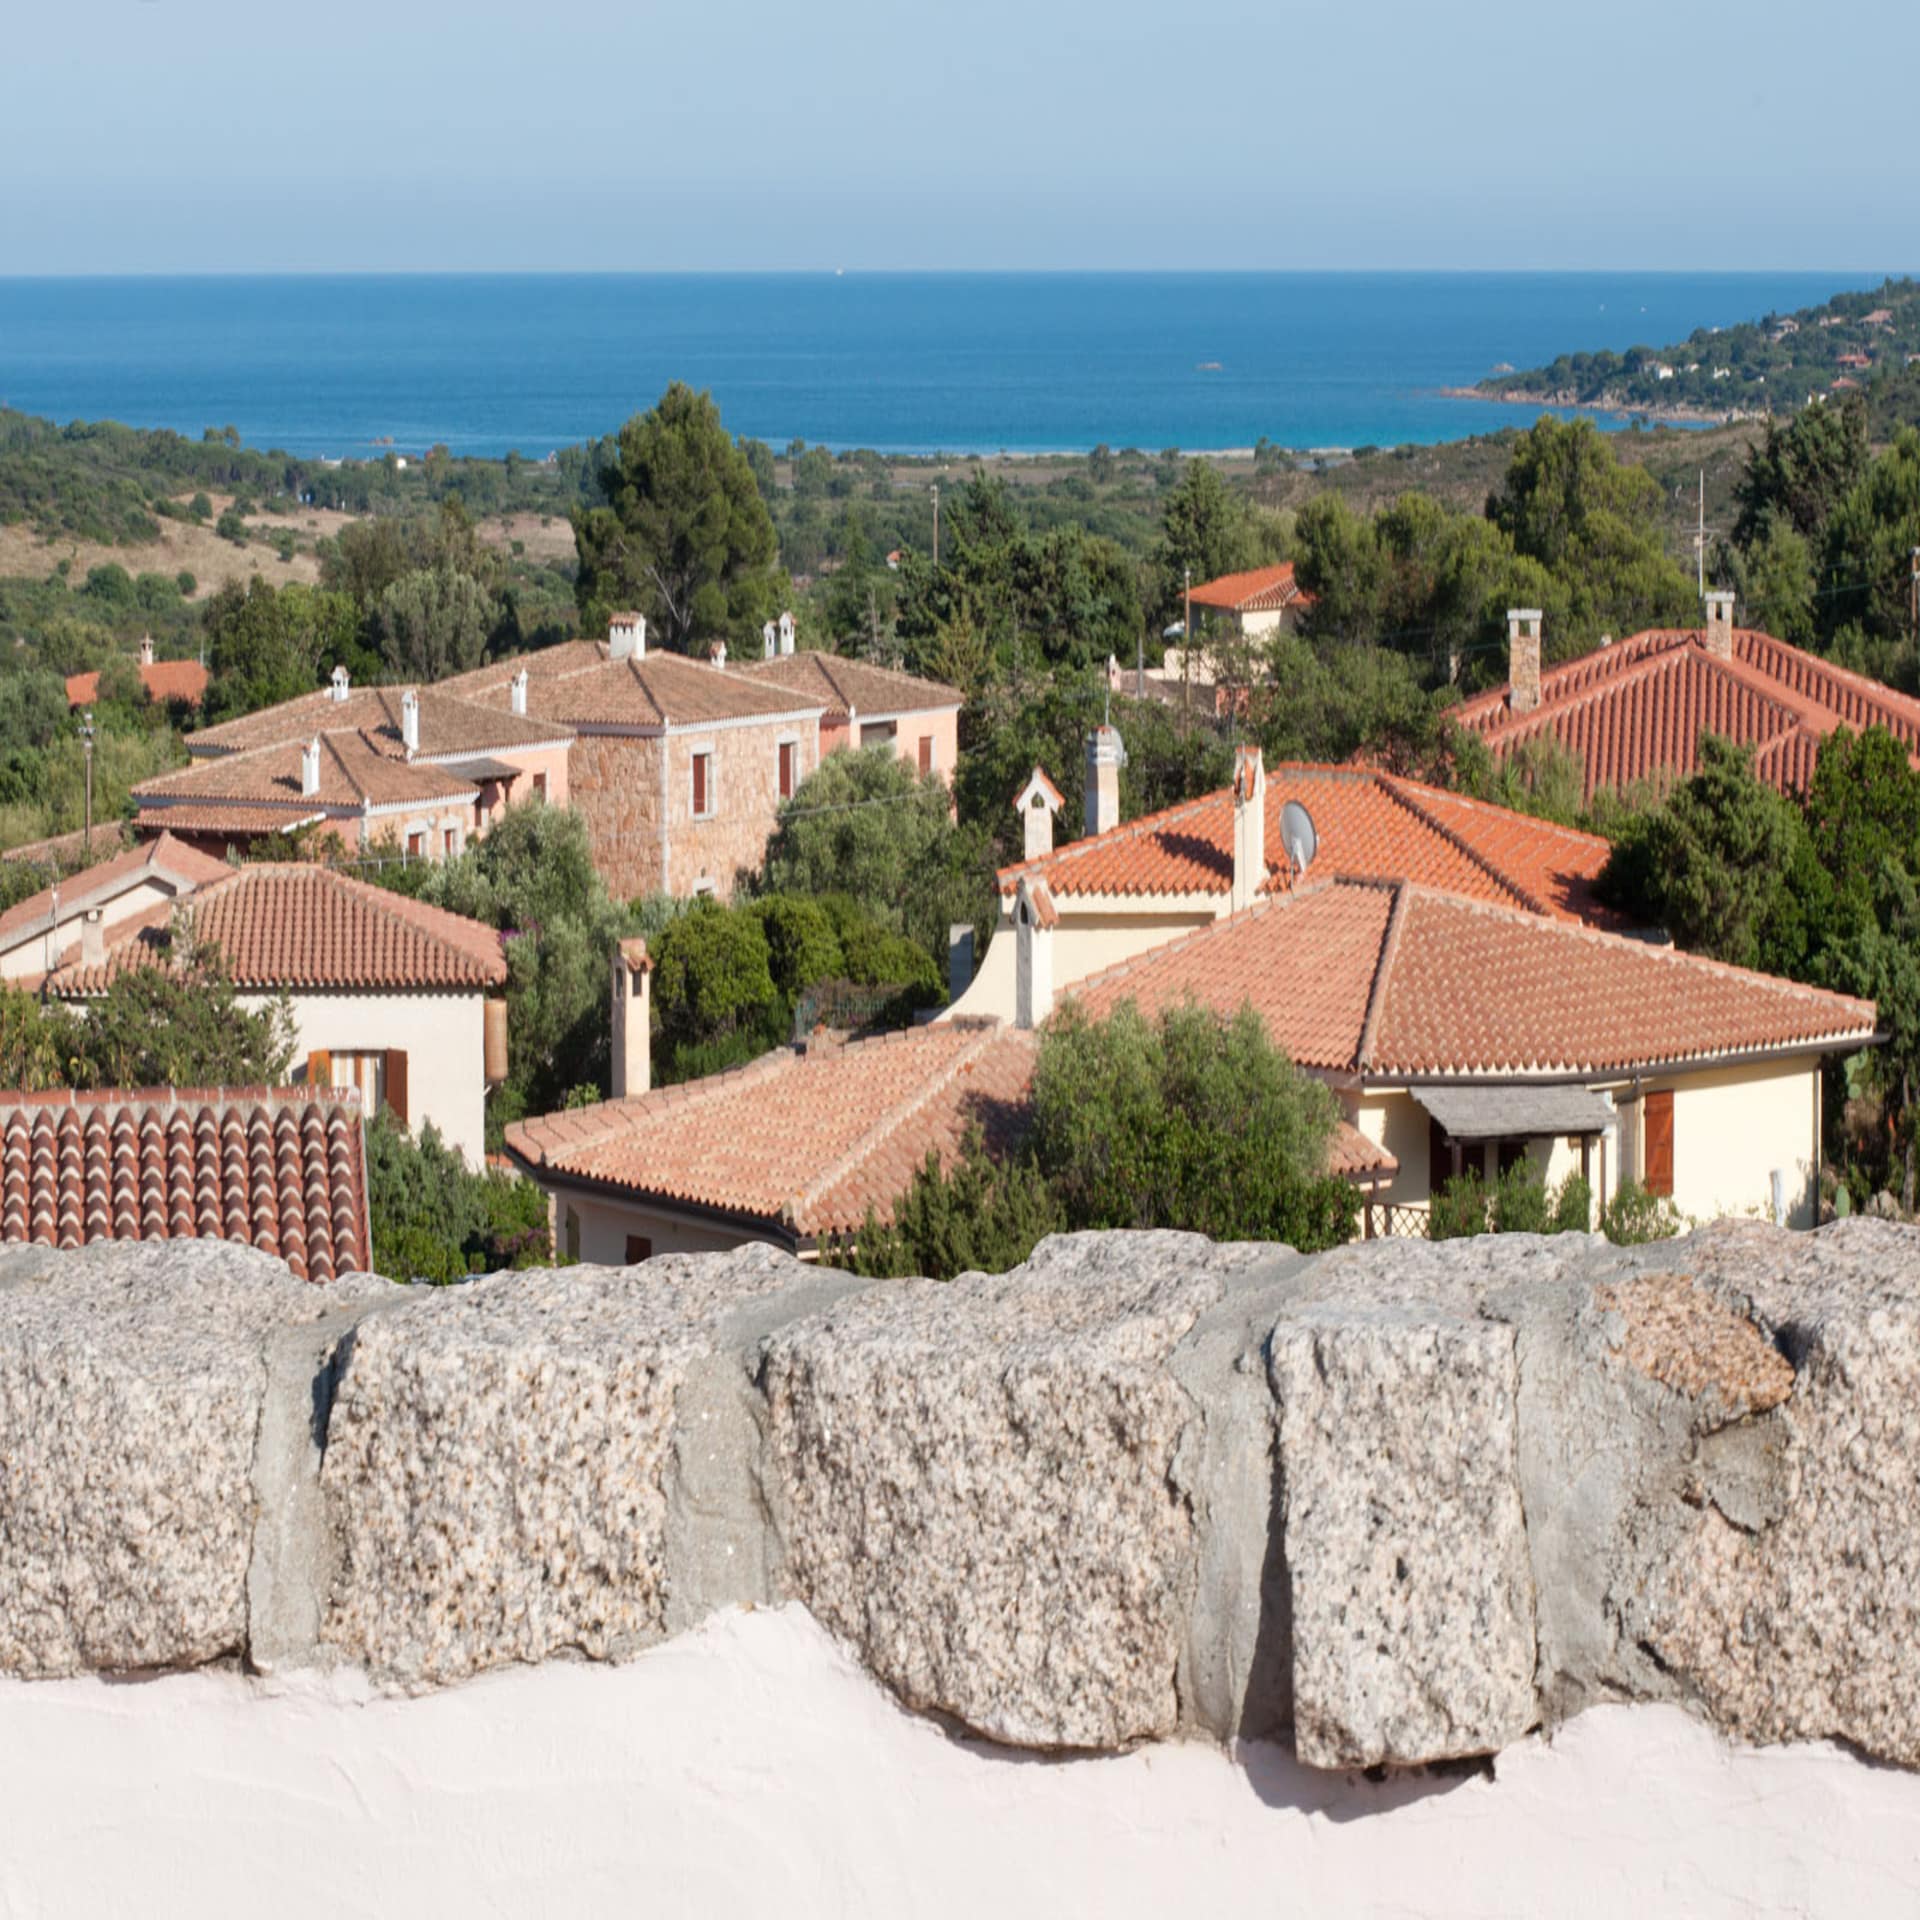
[6,0,1916,272]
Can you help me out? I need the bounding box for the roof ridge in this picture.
[510,1047,800,1164]
[1473,638,1697,735]
[784,1022,1012,1226]
[1735,628,1920,731]
[1375,777,1546,916]
[1382,772,1613,855]
[1354,880,1411,1072]
[997,786,1231,889]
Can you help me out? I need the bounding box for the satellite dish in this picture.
[1279,799,1318,882]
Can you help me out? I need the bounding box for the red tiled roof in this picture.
[0,1085,371,1282]
[186,685,572,760]
[66,659,210,710]
[998,763,1615,924]
[1187,563,1313,614]
[733,651,960,718]
[1452,626,1920,801]
[506,1021,1038,1240]
[447,642,827,730]
[1328,1120,1396,1179]
[43,863,506,996]
[0,822,133,868]
[130,802,326,839]
[1068,878,1878,1078]
[0,833,231,949]
[137,731,479,814]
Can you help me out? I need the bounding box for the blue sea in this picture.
[0,271,1879,460]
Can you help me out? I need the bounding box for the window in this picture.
[1643,1090,1674,1196]
[313,1048,408,1126]
[624,1234,653,1265]
[917,734,935,777]
[691,750,713,818]
[778,739,797,800]
[406,830,426,859]
[532,772,548,802]
[443,827,459,858]
[565,1209,580,1263]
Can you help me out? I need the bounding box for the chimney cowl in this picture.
[1084,725,1125,839]
[138,633,155,668]
[1507,608,1543,715]
[710,640,727,670]
[610,937,652,1099]
[329,664,351,703]
[608,613,647,661]
[400,688,421,756]
[509,668,529,717]
[1231,746,1266,913]
[1702,590,1736,659]
[300,737,322,798]
[81,908,105,969]
[778,611,795,656]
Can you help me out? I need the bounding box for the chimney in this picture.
[948,922,975,1001]
[1703,590,1736,660]
[710,640,727,671]
[329,663,351,703]
[400,688,420,756]
[1014,877,1055,1031]
[138,633,154,668]
[608,613,647,661]
[778,611,796,656]
[1231,745,1266,913]
[1084,725,1125,838]
[300,737,321,798]
[763,619,778,659]
[610,938,652,1099]
[81,909,104,970]
[1507,609,1543,714]
[1015,766,1060,861]
[510,668,529,717]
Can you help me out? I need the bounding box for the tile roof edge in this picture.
[996,786,1233,892]
[1457,634,1695,735]
[240,864,510,984]
[1375,778,1546,916]
[1354,880,1411,1072]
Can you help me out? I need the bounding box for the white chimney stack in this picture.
[1703,590,1736,660]
[138,633,155,668]
[1507,609,1543,714]
[400,688,420,756]
[1231,745,1266,913]
[81,909,104,969]
[763,620,778,660]
[329,663,351,703]
[1085,725,1125,839]
[300,737,321,798]
[611,938,652,1099]
[1014,877,1056,1031]
[710,640,727,671]
[778,611,795,656]
[510,668,529,716]
[1014,766,1061,862]
[609,613,647,661]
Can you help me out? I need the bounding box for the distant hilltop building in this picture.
[64,635,207,712]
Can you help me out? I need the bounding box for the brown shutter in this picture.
[307,1048,332,1089]
[624,1234,653,1264]
[384,1048,410,1128]
[1643,1090,1674,1196]
[918,735,933,777]
[692,753,707,815]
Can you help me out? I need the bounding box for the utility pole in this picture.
[79,710,95,857]
[1182,565,1193,733]
[931,484,940,570]
[1697,472,1706,598]
[1911,547,1920,650]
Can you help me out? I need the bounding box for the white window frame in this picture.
[776,731,801,802]
[690,744,717,820]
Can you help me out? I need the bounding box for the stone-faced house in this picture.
[444,618,829,901]
[732,650,961,790]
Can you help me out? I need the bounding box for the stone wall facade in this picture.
[5,1220,1920,1777]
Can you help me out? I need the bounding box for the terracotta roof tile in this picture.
[1453,626,1920,800]
[1187,563,1313,614]
[1068,878,1877,1078]
[43,863,506,995]
[732,651,960,718]
[999,763,1615,924]
[446,643,826,730]
[186,685,572,759]
[136,731,478,814]
[0,1084,370,1282]
[0,833,231,948]
[66,659,210,710]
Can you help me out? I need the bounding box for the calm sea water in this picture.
[0,272,1875,459]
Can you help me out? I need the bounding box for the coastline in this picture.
[1440,385,1762,429]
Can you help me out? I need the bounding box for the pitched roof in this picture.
[186,685,571,760]
[66,659,210,710]
[1187,563,1313,614]
[1067,878,1878,1079]
[0,1085,371,1282]
[732,650,961,718]
[136,731,479,815]
[43,863,506,996]
[447,642,826,730]
[1452,626,1920,800]
[998,762,1616,924]
[0,822,133,868]
[0,832,231,950]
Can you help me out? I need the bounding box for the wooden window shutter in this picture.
[384,1048,410,1128]
[692,752,708,816]
[307,1048,332,1089]
[778,740,795,800]
[918,734,933,777]
[1643,1090,1674,1196]
[625,1233,653,1265]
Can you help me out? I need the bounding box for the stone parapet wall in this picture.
[2,1220,1917,1773]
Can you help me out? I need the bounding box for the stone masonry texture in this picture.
[4,1219,1920,1776]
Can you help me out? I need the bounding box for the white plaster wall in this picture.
[241,989,488,1167]
[0,1605,1914,1920]
[0,875,190,981]
[560,1190,768,1264]
[946,903,1222,1023]
[1658,1059,1819,1228]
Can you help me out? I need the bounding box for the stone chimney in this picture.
[1231,744,1266,913]
[300,737,321,798]
[1014,767,1061,862]
[710,640,727,671]
[400,688,421,756]
[510,668,529,717]
[608,613,647,661]
[1703,590,1736,660]
[329,664,351,703]
[138,633,155,668]
[1507,610,1543,714]
[1085,725,1125,839]
[81,909,104,970]
[763,620,778,660]
[1014,877,1055,1031]
[610,938,652,1099]
[778,611,796,657]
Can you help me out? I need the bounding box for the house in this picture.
[444,617,830,901]
[1864,309,1895,327]
[1836,352,1872,371]
[132,671,573,861]
[0,832,231,982]
[1185,563,1314,640]
[732,648,961,787]
[0,1084,371,1281]
[1452,598,1920,801]
[502,942,1393,1261]
[65,635,209,712]
[39,863,508,1165]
